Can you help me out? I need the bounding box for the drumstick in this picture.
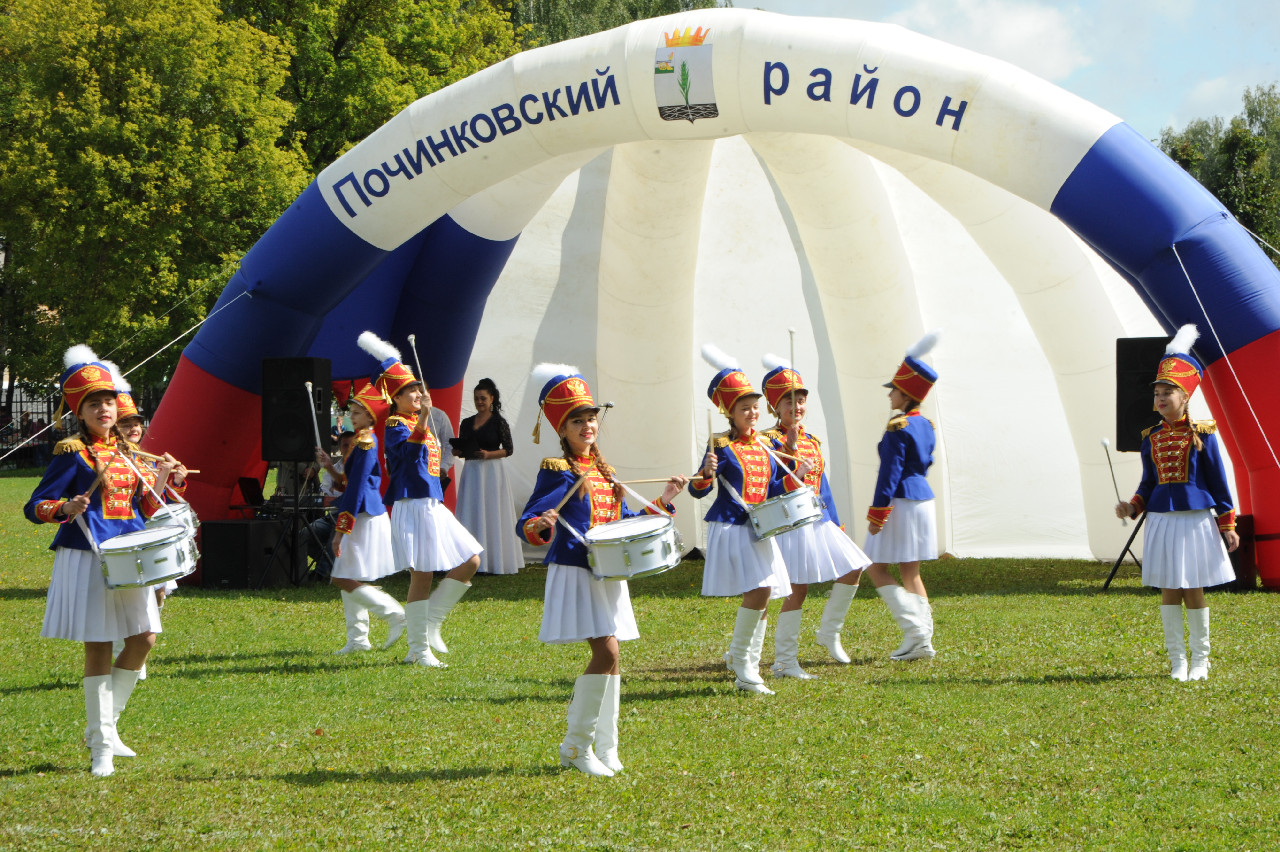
[406,334,438,443]
[304,381,324,449]
[788,326,798,424]
[551,476,586,513]
[616,478,683,485]
[129,448,200,475]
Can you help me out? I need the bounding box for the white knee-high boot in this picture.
[744,612,774,694]
[403,600,444,667]
[424,578,470,654]
[109,667,140,757]
[560,675,613,777]
[84,675,115,777]
[815,583,858,664]
[348,585,406,649]
[1187,607,1211,681]
[877,585,924,659]
[772,609,815,679]
[594,674,623,773]
[729,607,770,692]
[895,592,936,661]
[335,590,372,655]
[1160,604,1188,682]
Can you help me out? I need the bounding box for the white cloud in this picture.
[887,0,1092,81]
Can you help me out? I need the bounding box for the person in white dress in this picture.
[455,378,523,575]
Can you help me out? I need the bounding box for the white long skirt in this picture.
[333,512,399,582]
[42,547,162,642]
[701,522,792,599]
[539,563,639,644]
[456,457,524,575]
[1142,509,1235,589]
[776,519,872,584]
[864,498,938,564]
[391,497,483,574]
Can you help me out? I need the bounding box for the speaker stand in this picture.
[1102,513,1144,591]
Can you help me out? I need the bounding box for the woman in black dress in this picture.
[455,378,523,574]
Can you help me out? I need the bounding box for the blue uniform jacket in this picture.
[335,429,387,533]
[383,413,444,505]
[868,411,935,521]
[1131,418,1235,520]
[687,432,801,525]
[762,426,840,526]
[24,435,163,551]
[518,457,673,569]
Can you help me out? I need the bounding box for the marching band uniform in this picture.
[517,365,679,777]
[329,381,405,655]
[760,360,871,675]
[358,332,482,669]
[24,347,168,777]
[690,345,799,695]
[1117,325,1236,681]
[866,332,940,662]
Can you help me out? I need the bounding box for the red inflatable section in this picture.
[1201,329,1280,588]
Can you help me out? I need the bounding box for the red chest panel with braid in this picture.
[728,439,771,504]
[83,443,140,520]
[580,459,621,526]
[794,431,824,490]
[1151,425,1192,485]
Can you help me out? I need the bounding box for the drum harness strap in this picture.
[116,451,170,509]
[555,479,675,548]
[74,514,103,561]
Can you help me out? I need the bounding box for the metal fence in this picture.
[0,383,166,470]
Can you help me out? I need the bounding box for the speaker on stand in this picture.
[1114,337,1167,452]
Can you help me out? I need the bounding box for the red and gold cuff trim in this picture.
[35,500,67,523]
[867,505,892,529]
[522,517,550,545]
[644,501,676,517]
[1216,510,1236,531]
[1129,495,1146,516]
[690,474,714,491]
[336,512,356,535]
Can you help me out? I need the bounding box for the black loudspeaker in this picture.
[1115,338,1167,452]
[200,520,297,589]
[262,358,331,461]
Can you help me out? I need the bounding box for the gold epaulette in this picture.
[355,430,375,450]
[1193,420,1217,435]
[541,457,571,472]
[54,437,85,455]
[386,414,411,428]
[712,435,731,449]
[886,414,909,432]
[761,428,784,442]
[1141,423,1159,439]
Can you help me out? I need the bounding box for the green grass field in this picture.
[2,471,1279,850]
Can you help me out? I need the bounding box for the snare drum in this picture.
[146,502,200,570]
[99,525,195,589]
[585,515,683,581]
[747,486,823,539]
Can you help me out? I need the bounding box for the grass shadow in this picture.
[877,671,1151,687]
[0,678,79,696]
[0,588,49,600]
[0,763,71,778]
[265,763,564,785]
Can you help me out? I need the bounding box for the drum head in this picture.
[585,514,670,542]
[100,525,186,552]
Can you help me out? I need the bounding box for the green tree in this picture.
[1160,84,1280,270]
[0,0,311,392]
[221,0,527,172]
[501,0,724,47]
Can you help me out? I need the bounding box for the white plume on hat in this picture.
[356,331,400,363]
[761,352,790,371]
[1165,323,1199,356]
[906,328,942,360]
[701,343,739,372]
[530,362,578,393]
[63,344,100,371]
[102,360,130,393]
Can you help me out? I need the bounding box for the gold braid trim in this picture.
[540,457,571,472]
[54,437,86,455]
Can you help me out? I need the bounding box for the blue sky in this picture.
[743,0,1280,140]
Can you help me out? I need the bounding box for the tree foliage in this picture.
[221,0,526,172]
[500,0,723,47]
[0,0,311,392]
[1159,84,1280,271]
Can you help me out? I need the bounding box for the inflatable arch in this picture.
[147,9,1280,579]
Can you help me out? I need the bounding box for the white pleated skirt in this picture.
[539,562,639,644]
[776,519,872,584]
[701,522,792,599]
[1142,509,1235,589]
[42,547,163,642]
[456,458,524,575]
[333,512,399,582]
[391,497,483,574]
[864,498,938,564]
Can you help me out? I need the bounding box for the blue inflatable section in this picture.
[1051,122,1280,361]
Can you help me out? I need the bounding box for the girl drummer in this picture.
[759,356,871,677]
[690,344,811,695]
[115,383,188,609]
[864,331,941,662]
[357,332,481,669]
[320,381,406,656]
[518,364,685,776]
[24,346,177,777]
[1114,324,1239,681]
